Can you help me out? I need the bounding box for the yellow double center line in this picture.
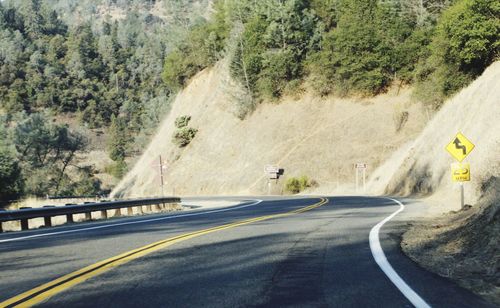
[1,198,328,307]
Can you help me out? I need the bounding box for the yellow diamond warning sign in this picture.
[445,132,475,162]
[451,163,470,182]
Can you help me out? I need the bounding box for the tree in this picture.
[19,0,44,39]
[0,144,24,202]
[415,0,499,106]
[14,113,87,196]
[108,115,131,162]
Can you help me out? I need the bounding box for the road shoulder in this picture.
[377,198,496,307]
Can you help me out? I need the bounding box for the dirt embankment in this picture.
[402,177,499,305]
[368,61,500,305]
[111,60,428,198]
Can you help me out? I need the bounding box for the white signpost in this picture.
[265,165,280,195]
[355,163,367,193]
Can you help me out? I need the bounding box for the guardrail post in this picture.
[65,204,75,223]
[20,219,29,231]
[0,222,3,233]
[42,206,55,227]
[127,207,133,216]
[147,205,152,212]
[85,212,92,221]
[100,210,107,219]
[114,209,121,217]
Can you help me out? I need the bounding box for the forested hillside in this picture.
[163,0,498,116]
[0,0,210,202]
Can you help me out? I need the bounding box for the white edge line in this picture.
[369,197,431,308]
[0,199,263,243]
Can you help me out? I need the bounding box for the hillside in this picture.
[368,61,500,211]
[367,61,499,304]
[1,0,497,203]
[0,0,212,201]
[112,60,428,197]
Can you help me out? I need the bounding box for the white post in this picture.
[267,180,271,195]
[355,168,359,193]
[336,167,340,191]
[363,168,366,193]
[159,155,164,197]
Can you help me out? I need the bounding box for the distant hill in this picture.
[0,0,211,200]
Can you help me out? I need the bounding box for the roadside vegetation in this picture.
[0,112,101,201]
[285,176,316,194]
[172,115,198,147]
[0,0,497,203]
[0,0,208,202]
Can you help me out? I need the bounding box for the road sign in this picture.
[265,165,279,174]
[451,163,470,182]
[355,163,367,169]
[269,173,278,180]
[445,133,475,162]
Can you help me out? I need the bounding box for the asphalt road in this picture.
[0,196,493,307]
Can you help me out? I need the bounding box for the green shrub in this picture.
[172,127,198,147]
[105,160,128,179]
[285,175,315,194]
[257,49,301,99]
[175,115,192,129]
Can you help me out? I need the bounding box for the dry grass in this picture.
[111,60,427,198]
[370,62,500,305]
[368,61,500,211]
[402,177,499,305]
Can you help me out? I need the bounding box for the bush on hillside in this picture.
[285,175,316,194]
[105,160,128,180]
[175,115,192,129]
[172,127,198,148]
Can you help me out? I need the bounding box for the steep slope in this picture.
[112,61,427,197]
[367,61,500,305]
[368,61,500,212]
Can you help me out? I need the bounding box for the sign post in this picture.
[446,133,475,209]
[159,155,165,197]
[355,163,367,193]
[451,162,470,209]
[264,165,283,195]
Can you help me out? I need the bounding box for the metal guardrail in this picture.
[0,197,181,232]
[46,195,104,200]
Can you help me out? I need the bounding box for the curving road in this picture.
[0,196,493,307]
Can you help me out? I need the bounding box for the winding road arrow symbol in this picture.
[453,137,467,155]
